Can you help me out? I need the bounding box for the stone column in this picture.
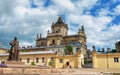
[76,52,82,68]
[92,51,97,68]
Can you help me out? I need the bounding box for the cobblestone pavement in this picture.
[73,68,120,75]
[0,68,120,75]
[47,68,120,75]
[34,68,120,75]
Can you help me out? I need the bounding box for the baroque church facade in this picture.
[0,16,87,68]
[36,16,87,55]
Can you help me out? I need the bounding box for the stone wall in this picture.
[0,52,82,68]
[92,51,120,69]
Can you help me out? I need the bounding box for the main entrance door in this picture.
[66,62,69,66]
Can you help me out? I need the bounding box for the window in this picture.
[20,58,22,62]
[36,58,39,63]
[76,47,80,52]
[58,49,60,52]
[52,49,54,51]
[56,29,59,33]
[41,42,44,46]
[42,57,45,63]
[56,31,58,33]
[1,61,5,64]
[59,59,63,63]
[27,58,30,63]
[52,40,55,44]
[58,29,60,32]
[51,57,54,61]
[114,57,119,63]
[60,51,62,54]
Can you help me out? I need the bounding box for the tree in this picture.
[7,50,10,53]
[65,45,73,55]
[111,49,117,53]
[49,60,55,68]
[31,61,36,65]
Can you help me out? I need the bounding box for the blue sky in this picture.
[0,0,120,51]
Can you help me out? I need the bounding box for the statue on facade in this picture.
[92,45,96,51]
[76,47,81,52]
[47,30,49,34]
[8,37,19,61]
[115,41,120,52]
[102,48,105,53]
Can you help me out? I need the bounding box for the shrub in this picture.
[49,60,55,68]
[65,45,73,55]
[31,61,36,65]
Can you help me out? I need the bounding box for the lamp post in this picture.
[0,41,2,48]
[107,48,110,69]
[63,49,65,68]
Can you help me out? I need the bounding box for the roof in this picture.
[52,16,68,29]
[69,42,82,46]
[36,38,47,41]
[0,48,8,50]
[21,51,55,55]
[0,51,55,56]
[19,42,81,50]
[64,35,78,37]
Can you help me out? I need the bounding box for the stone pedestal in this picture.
[5,61,25,65]
[4,61,25,68]
[2,61,40,68]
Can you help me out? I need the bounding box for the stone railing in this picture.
[48,33,62,36]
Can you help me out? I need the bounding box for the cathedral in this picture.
[36,16,87,55]
[0,16,88,68]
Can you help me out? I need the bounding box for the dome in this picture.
[55,16,64,25]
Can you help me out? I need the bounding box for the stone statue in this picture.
[102,48,105,53]
[115,41,120,52]
[8,37,19,61]
[47,30,49,34]
[92,45,96,51]
[107,48,110,53]
[76,47,81,52]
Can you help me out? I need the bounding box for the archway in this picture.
[66,62,69,66]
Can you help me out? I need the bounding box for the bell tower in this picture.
[47,16,68,46]
[51,16,68,36]
[78,25,85,36]
[78,25,86,45]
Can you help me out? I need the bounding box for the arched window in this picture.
[58,29,60,32]
[76,47,80,52]
[36,58,39,63]
[58,49,60,52]
[56,31,58,33]
[27,58,30,63]
[52,40,55,44]
[51,57,54,61]
[20,58,22,62]
[41,42,44,46]
[42,57,45,63]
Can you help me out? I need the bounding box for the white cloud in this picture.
[75,0,98,9]
[66,8,113,50]
[20,41,35,47]
[113,4,120,15]
[52,0,76,12]
[0,0,120,50]
[98,8,110,16]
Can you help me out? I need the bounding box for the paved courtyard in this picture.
[0,68,120,75]
[57,68,120,75]
[44,68,120,75]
